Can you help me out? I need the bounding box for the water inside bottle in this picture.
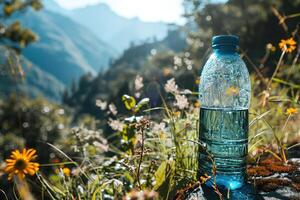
[198,107,248,190]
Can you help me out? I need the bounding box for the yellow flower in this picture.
[199,174,211,184]
[173,111,181,117]
[195,78,200,85]
[4,149,39,181]
[266,43,276,52]
[286,107,298,115]
[279,37,297,53]
[226,86,240,96]
[163,68,172,76]
[194,101,200,108]
[62,167,71,177]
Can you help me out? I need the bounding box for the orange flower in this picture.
[163,68,172,76]
[226,86,240,96]
[194,101,200,108]
[173,111,181,117]
[62,167,71,177]
[286,107,298,115]
[195,78,200,85]
[279,38,297,53]
[4,149,39,181]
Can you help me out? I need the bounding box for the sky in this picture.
[54,0,184,23]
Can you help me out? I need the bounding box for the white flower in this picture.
[108,103,118,115]
[77,185,84,194]
[93,141,109,152]
[124,116,144,123]
[135,75,144,91]
[152,122,166,133]
[181,89,192,95]
[164,78,179,94]
[96,99,107,110]
[108,118,124,132]
[174,94,189,110]
[113,179,123,191]
[174,55,182,67]
[135,92,141,98]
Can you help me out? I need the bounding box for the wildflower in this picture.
[108,118,124,132]
[96,99,107,110]
[173,55,182,68]
[164,78,179,94]
[62,167,71,177]
[152,122,166,133]
[135,75,144,91]
[113,179,123,192]
[173,111,181,117]
[226,86,240,96]
[266,43,276,52]
[199,174,211,184]
[181,89,192,95]
[4,149,39,181]
[163,68,172,76]
[77,185,84,194]
[93,141,109,152]
[261,90,270,107]
[195,78,200,85]
[194,101,200,108]
[108,103,118,115]
[286,107,298,115]
[174,94,189,110]
[125,116,144,123]
[279,37,297,53]
[123,190,158,200]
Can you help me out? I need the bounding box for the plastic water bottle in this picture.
[198,35,251,190]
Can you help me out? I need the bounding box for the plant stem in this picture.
[137,129,145,189]
[267,50,286,90]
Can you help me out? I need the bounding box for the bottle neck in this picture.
[213,45,237,54]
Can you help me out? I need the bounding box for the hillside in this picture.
[17,9,117,86]
[0,55,65,101]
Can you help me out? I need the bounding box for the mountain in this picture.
[70,3,169,51]
[42,0,67,15]
[14,9,117,86]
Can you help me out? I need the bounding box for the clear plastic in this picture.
[199,52,251,109]
[198,47,251,190]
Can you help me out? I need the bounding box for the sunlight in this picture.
[55,0,184,23]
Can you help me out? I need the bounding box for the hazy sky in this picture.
[54,0,184,23]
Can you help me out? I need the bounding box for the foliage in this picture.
[0,95,70,163]
[0,0,300,199]
[0,0,42,86]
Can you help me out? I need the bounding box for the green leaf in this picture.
[154,160,175,199]
[154,161,167,190]
[122,95,136,110]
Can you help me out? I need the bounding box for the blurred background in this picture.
[0,0,300,199]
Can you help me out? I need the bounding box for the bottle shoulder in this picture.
[199,52,251,109]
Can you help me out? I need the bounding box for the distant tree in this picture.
[0,0,43,76]
[183,0,300,73]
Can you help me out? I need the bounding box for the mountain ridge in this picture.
[69,2,169,51]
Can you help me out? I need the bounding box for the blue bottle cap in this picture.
[212,35,239,48]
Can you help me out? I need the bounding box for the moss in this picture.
[248,166,273,177]
[255,178,290,192]
[267,164,296,173]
